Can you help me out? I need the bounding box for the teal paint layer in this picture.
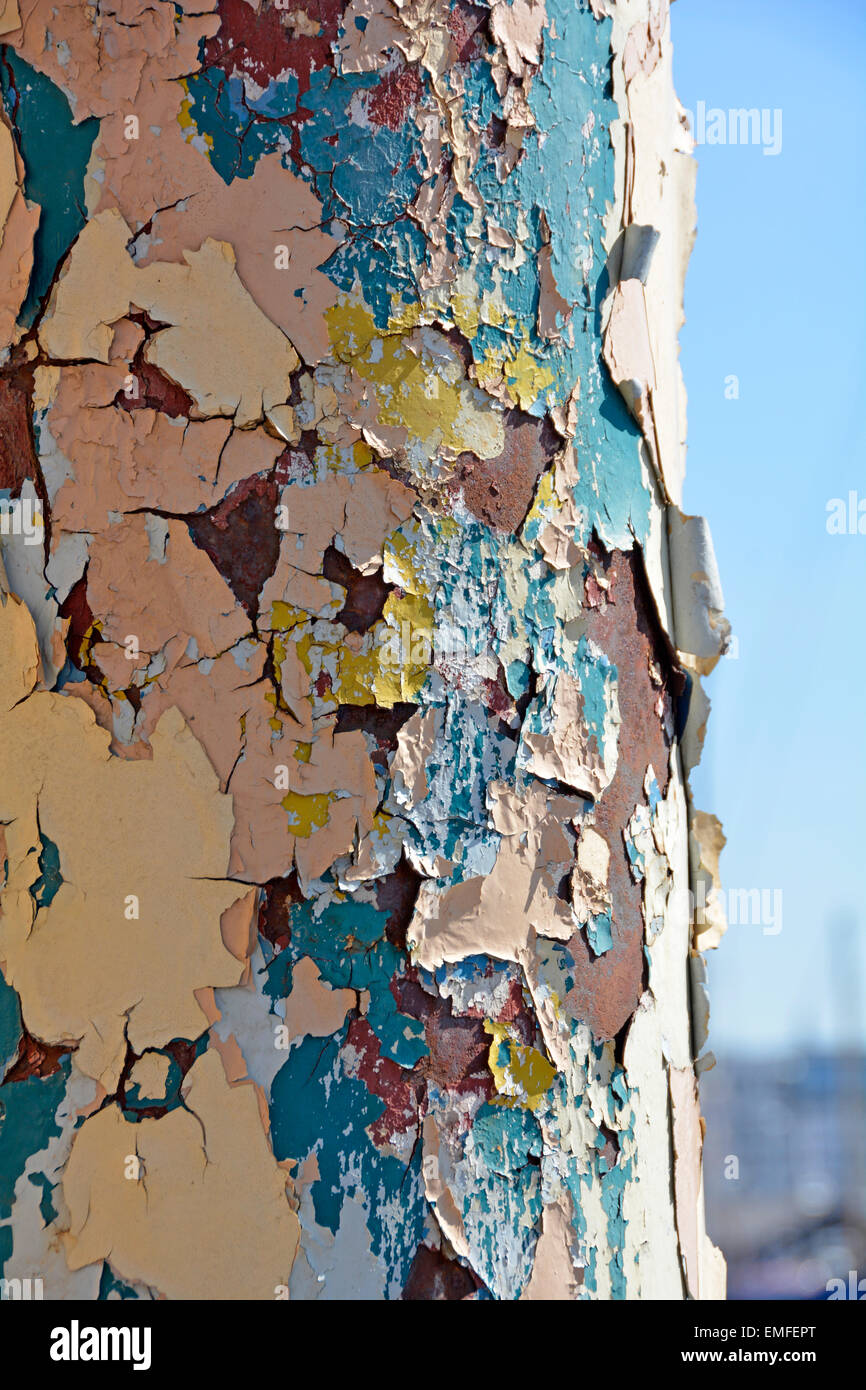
[0,50,98,328]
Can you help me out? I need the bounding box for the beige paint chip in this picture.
[39,209,299,427]
[63,1050,300,1300]
[0,584,253,1091]
[127,1052,171,1102]
[0,0,19,37]
[281,955,356,1046]
[0,117,39,350]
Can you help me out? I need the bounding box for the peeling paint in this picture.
[0,0,726,1301]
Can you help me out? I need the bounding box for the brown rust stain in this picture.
[322,543,393,634]
[3,1029,71,1084]
[401,1242,483,1300]
[0,371,39,494]
[257,872,304,953]
[562,544,684,1040]
[187,473,281,619]
[452,409,558,533]
[114,356,196,420]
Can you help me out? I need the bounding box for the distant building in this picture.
[702,1052,866,1298]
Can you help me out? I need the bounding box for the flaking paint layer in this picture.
[0,0,726,1301]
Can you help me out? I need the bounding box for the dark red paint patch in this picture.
[0,374,39,494]
[584,572,609,610]
[492,976,536,1044]
[258,872,304,953]
[187,473,280,618]
[421,1008,494,1098]
[452,408,559,534]
[202,0,343,97]
[57,572,102,682]
[366,68,423,131]
[448,2,489,64]
[314,669,332,696]
[322,543,393,633]
[345,1017,419,1148]
[3,1030,70,1084]
[375,856,422,949]
[562,544,685,1040]
[113,356,195,420]
[401,1243,484,1300]
[392,971,494,1101]
[114,1036,205,1119]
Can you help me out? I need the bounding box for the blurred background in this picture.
[672,0,866,1299]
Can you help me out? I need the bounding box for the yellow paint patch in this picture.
[504,339,555,411]
[271,601,306,633]
[485,1021,557,1111]
[281,790,333,836]
[523,465,561,538]
[177,82,214,153]
[450,293,480,339]
[326,300,504,461]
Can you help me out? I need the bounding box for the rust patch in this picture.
[3,1029,70,1084]
[366,68,424,131]
[562,544,683,1040]
[257,873,304,954]
[452,409,558,533]
[0,373,39,494]
[114,356,196,420]
[401,1242,482,1300]
[187,474,280,618]
[322,544,393,634]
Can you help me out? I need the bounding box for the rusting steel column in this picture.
[0,0,727,1300]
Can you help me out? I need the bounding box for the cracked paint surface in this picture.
[0,0,727,1300]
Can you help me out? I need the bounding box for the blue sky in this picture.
[670,0,866,1054]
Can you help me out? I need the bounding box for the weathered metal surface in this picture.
[0,0,727,1301]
